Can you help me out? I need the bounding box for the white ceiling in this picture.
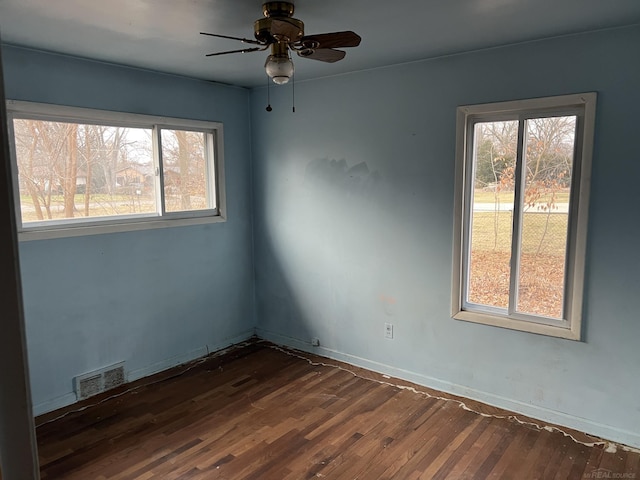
[1,0,639,88]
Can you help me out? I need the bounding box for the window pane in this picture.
[161,129,209,213]
[466,121,518,309]
[13,119,155,223]
[516,116,576,319]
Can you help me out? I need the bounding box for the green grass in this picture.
[472,189,570,204]
[471,211,568,256]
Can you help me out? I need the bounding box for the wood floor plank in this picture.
[373,401,451,479]
[445,414,513,479]
[459,418,513,478]
[383,403,476,479]
[31,341,639,479]
[598,446,630,478]
[525,429,565,478]
[484,425,539,478]
[440,417,504,478]
[417,414,485,478]
[553,438,588,479]
[624,449,640,477]
[430,415,494,480]
[565,444,594,480]
[413,409,480,477]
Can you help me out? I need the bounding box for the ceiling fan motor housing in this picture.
[254,2,304,43]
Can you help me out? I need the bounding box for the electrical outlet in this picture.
[311,337,320,347]
[384,323,394,339]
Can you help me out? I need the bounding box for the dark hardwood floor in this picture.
[25,340,639,479]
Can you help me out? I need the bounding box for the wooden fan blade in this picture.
[270,18,303,41]
[299,31,361,49]
[206,47,263,57]
[298,48,346,63]
[200,32,262,45]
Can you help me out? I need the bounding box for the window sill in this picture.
[452,310,581,340]
[18,214,226,242]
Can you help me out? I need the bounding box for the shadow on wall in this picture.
[305,158,383,203]
[257,156,407,352]
[304,158,385,265]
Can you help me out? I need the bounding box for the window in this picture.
[6,101,225,240]
[452,93,596,340]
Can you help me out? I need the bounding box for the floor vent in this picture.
[74,362,126,400]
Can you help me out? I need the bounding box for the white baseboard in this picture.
[32,329,256,417]
[255,328,640,450]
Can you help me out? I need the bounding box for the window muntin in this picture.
[7,101,224,238]
[453,94,596,340]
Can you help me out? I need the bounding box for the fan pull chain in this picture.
[292,71,295,113]
[266,75,272,112]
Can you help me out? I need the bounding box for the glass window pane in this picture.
[516,116,576,319]
[12,119,154,223]
[466,120,519,309]
[161,129,209,213]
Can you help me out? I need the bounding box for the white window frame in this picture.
[6,100,226,241]
[452,93,596,340]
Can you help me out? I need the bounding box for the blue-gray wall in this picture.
[2,45,256,414]
[250,25,640,447]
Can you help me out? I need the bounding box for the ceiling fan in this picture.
[200,2,361,86]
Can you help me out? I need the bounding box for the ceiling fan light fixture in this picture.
[265,54,294,84]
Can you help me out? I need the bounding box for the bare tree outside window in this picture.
[160,129,208,213]
[12,119,155,222]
